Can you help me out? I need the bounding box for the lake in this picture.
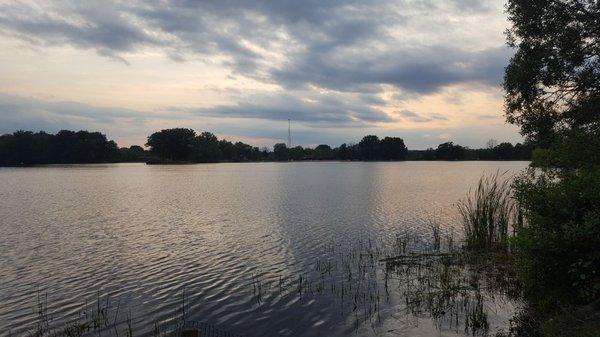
[0,161,529,337]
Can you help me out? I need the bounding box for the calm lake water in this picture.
[0,161,529,337]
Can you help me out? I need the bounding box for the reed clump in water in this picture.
[457,171,515,251]
[24,291,126,337]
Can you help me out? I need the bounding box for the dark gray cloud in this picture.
[0,93,143,122]
[0,1,510,91]
[188,92,393,124]
[0,93,154,137]
[0,2,158,62]
[273,45,512,94]
[0,0,511,133]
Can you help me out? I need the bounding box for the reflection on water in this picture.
[0,161,528,336]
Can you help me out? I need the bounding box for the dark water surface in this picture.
[0,161,529,336]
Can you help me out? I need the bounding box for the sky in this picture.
[0,0,523,149]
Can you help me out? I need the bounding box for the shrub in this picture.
[512,167,600,308]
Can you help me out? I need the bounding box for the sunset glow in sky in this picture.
[0,0,522,148]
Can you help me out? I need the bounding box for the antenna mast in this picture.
[287,119,292,148]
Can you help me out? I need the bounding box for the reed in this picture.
[457,171,515,251]
[427,218,441,251]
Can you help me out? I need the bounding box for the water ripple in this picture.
[0,162,529,336]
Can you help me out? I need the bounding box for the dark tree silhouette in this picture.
[288,146,306,161]
[1,128,531,166]
[273,143,289,161]
[492,142,514,160]
[119,145,152,162]
[380,137,408,160]
[435,142,466,160]
[336,143,351,160]
[505,0,600,146]
[146,128,196,161]
[192,132,220,162]
[358,135,381,160]
[313,144,333,160]
[0,130,119,165]
[504,0,600,307]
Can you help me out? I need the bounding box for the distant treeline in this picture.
[0,128,532,166]
[145,128,533,162]
[0,130,151,166]
[406,141,533,161]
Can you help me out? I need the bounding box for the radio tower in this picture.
[287,119,292,148]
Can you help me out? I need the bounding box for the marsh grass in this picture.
[19,204,521,337]
[23,288,241,337]
[428,217,442,251]
[20,230,521,337]
[382,250,520,335]
[457,171,516,251]
[245,230,521,336]
[24,291,138,337]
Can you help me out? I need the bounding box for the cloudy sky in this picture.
[0,0,522,149]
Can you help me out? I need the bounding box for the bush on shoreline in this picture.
[501,0,600,334]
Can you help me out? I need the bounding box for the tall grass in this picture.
[457,171,515,251]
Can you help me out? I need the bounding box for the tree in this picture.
[423,148,436,160]
[288,146,306,160]
[493,142,514,160]
[10,131,35,164]
[435,142,466,160]
[358,135,381,160]
[380,137,408,160]
[70,131,118,163]
[119,145,151,162]
[146,128,196,161]
[218,139,235,160]
[504,0,600,146]
[0,130,119,165]
[314,144,333,160]
[336,143,351,160]
[193,132,221,162]
[505,0,600,307]
[233,141,253,161]
[273,143,289,161]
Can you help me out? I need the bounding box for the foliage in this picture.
[457,171,515,251]
[380,136,408,160]
[358,135,382,160]
[268,135,409,161]
[504,0,600,146]
[273,143,289,161]
[191,131,221,162]
[512,167,600,306]
[1,128,532,166]
[146,128,196,161]
[0,130,120,165]
[119,145,153,162]
[435,142,467,160]
[497,301,600,337]
[313,144,334,160]
[406,141,532,161]
[504,0,600,310]
[145,129,265,163]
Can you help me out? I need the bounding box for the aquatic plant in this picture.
[26,291,119,337]
[17,229,522,337]
[457,171,515,251]
[242,233,521,336]
[428,217,442,252]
